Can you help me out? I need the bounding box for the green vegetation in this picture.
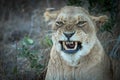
[40,35,53,48]
[17,37,44,74]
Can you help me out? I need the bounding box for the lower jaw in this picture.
[61,43,82,54]
[62,49,79,54]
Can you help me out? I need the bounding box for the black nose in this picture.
[63,31,75,39]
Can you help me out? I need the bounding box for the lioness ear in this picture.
[44,8,60,25]
[91,15,108,31]
[91,15,108,23]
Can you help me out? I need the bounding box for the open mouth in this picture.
[59,41,82,54]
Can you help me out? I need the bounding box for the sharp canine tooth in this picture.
[63,42,68,50]
[74,42,78,50]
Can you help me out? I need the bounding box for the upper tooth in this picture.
[65,41,74,44]
[74,42,78,49]
[66,42,70,44]
[63,42,68,50]
[70,42,73,44]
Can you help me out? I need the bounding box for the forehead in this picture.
[56,7,90,22]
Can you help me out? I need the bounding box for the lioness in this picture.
[44,6,113,80]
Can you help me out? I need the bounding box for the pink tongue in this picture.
[66,43,75,48]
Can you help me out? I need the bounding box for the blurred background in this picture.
[0,0,119,80]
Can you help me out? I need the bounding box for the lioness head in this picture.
[44,6,108,66]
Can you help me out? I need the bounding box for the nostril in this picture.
[63,31,75,39]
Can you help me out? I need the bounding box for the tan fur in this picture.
[44,6,113,80]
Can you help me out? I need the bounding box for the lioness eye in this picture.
[55,21,64,27]
[77,21,87,28]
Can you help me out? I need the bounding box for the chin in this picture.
[54,40,94,66]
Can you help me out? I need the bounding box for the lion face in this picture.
[52,7,96,53]
[44,6,108,66]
